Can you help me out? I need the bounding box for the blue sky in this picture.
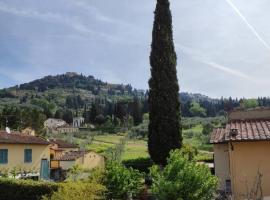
[0,0,270,98]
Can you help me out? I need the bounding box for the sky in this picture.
[0,0,270,98]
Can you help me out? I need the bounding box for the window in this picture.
[24,149,32,163]
[0,149,8,164]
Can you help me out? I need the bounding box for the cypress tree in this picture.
[148,0,182,165]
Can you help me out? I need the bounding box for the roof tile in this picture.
[210,119,270,144]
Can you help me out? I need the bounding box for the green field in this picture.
[84,117,216,161]
[86,135,124,154]
[122,139,149,161]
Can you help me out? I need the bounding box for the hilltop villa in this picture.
[211,108,270,200]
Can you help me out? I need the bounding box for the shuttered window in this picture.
[24,149,32,163]
[0,149,8,164]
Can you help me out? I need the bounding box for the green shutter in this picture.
[24,149,32,163]
[0,149,8,164]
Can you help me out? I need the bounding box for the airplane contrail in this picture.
[225,0,270,51]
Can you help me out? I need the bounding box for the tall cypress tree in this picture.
[148,0,182,166]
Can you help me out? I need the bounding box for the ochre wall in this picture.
[229,141,270,199]
[0,144,50,172]
[214,144,230,191]
[75,152,105,169]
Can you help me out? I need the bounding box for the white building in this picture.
[44,118,67,129]
[73,117,84,128]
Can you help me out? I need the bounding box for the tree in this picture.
[202,123,214,136]
[189,101,206,117]
[54,109,64,119]
[131,96,143,126]
[150,150,218,200]
[89,103,98,124]
[63,109,73,124]
[242,99,259,109]
[104,162,144,199]
[148,0,182,165]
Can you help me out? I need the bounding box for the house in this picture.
[44,118,79,134]
[21,127,35,136]
[0,131,50,179]
[49,139,104,180]
[49,139,79,159]
[44,118,67,129]
[210,108,270,200]
[51,150,105,171]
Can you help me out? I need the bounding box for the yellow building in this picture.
[49,139,105,181]
[51,150,105,171]
[0,131,50,179]
[49,139,79,159]
[211,109,270,200]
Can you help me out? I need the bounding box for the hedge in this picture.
[0,178,58,200]
[122,157,153,173]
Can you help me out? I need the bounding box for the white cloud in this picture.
[225,0,270,51]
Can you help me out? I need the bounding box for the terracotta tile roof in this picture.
[52,151,87,161]
[49,139,77,148]
[210,119,270,144]
[0,132,50,145]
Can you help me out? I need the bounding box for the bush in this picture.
[0,178,58,200]
[43,181,105,200]
[122,157,153,173]
[104,162,144,199]
[150,150,218,200]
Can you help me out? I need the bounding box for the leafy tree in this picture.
[148,0,182,165]
[189,101,206,117]
[54,109,64,119]
[150,150,218,200]
[63,109,73,124]
[241,99,259,109]
[104,162,144,199]
[202,123,214,136]
[95,114,106,125]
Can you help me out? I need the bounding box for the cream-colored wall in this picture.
[0,144,50,172]
[75,152,105,169]
[214,144,230,191]
[229,141,270,200]
[59,160,76,170]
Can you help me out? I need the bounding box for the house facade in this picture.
[211,109,270,200]
[44,118,67,129]
[0,131,50,179]
[49,139,104,181]
[51,150,105,171]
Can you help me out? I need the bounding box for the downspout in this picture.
[229,141,236,199]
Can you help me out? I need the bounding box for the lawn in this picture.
[121,139,149,161]
[86,134,124,154]
[93,135,125,144]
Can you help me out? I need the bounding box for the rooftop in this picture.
[49,139,77,148]
[0,132,50,145]
[210,119,270,144]
[52,150,87,161]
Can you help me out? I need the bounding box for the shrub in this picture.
[150,150,218,200]
[0,178,58,200]
[43,181,105,200]
[122,157,153,173]
[104,162,144,199]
